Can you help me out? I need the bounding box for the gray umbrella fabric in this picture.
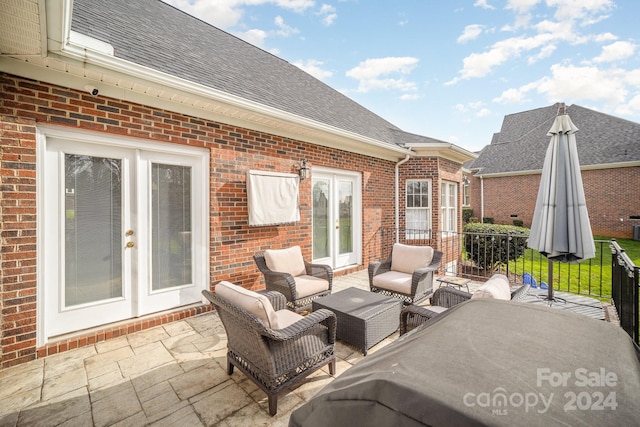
[528,107,595,299]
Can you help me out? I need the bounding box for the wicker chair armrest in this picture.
[510,283,530,302]
[305,261,333,288]
[432,286,472,308]
[400,304,435,335]
[264,309,337,343]
[368,257,392,284]
[262,290,288,311]
[262,271,297,299]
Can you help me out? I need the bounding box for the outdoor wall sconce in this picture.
[298,159,309,180]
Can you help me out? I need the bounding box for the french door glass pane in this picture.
[65,154,122,306]
[313,179,330,259]
[339,181,353,254]
[152,164,192,290]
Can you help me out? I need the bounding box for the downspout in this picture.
[395,154,411,243]
[480,175,485,221]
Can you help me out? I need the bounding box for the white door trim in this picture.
[36,125,209,346]
[311,166,362,269]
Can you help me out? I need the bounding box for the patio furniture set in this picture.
[202,242,607,419]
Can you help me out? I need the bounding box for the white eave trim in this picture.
[476,160,640,178]
[404,142,477,164]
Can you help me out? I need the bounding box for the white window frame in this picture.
[405,179,432,239]
[440,181,458,234]
[462,176,470,207]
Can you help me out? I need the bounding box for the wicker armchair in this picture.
[202,282,336,416]
[369,243,442,305]
[400,279,531,335]
[254,246,333,312]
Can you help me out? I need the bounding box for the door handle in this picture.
[126,241,135,248]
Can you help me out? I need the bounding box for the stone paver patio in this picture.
[1,270,442,426]
[1,270,612,426]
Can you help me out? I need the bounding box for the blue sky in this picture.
[162,0,640,152]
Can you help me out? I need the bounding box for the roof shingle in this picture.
[70,0,404,147]
[469,103,640,175]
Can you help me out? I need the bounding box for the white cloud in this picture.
[476,108,492,117]
[550,0,614,24]
[594,32,618,42]
[317,4,337,26]
[474,0,495,10]
[506,64,636,106]
[528,44,556,64]
[292,59,333,81]
[274,16,299,37]
[458,25,484,43]
[400,93,420,100]
[162,0,315,28]
[493,87,528,104]
[346,57,419,93]
[593,41,636,63]
[454,101,490,116]
[237,28,268,47]
[505,0,541,15]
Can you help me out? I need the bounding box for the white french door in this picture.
[312,169,361,269]
[40,129,208,339]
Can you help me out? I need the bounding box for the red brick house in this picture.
[466,103,640,238]
[0,0,475,367]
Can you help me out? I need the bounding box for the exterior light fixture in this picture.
[299,159,309,180]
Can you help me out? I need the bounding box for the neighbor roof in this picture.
[70,0,404,148]
[469,103,640,175]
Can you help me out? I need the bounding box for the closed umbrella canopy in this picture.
[528,105,595,299]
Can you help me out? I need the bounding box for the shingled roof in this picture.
[70,0,405,148]
[469,103,640,175]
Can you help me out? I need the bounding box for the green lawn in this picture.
[507,236,640,298]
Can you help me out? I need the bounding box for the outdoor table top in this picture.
[520,289,605,320]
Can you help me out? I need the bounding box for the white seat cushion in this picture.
[471,274,511,300]
[215,281,280,329]
[293,275,330,298]
[264,246,306,277]
[372,270,412,294]
[274,309,304,329]
[391,243,434,274]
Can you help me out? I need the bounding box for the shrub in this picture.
[463,208,474,223]
[463,223,530,271]
[482,217,494,224]
[513,219,524,227]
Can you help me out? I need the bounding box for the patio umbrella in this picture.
[528,103,595,301]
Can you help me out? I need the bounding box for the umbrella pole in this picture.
[548,259,553,301]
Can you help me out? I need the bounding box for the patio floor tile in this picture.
[0,269,494,425]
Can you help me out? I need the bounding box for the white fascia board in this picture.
[404,142,477,164]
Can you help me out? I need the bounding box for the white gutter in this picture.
[395,154,412,243]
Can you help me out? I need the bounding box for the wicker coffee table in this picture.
[312,287,402,355]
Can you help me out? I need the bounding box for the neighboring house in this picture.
[0,0,475,367]
[467,103,640,238]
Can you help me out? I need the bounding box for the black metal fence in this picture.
[380,227,611,296]
[611,240,640,343]
[380,227,640,344]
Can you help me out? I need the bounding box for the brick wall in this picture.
[0,73,409,367]
[470,168,640,238]
[0,115,38,367]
